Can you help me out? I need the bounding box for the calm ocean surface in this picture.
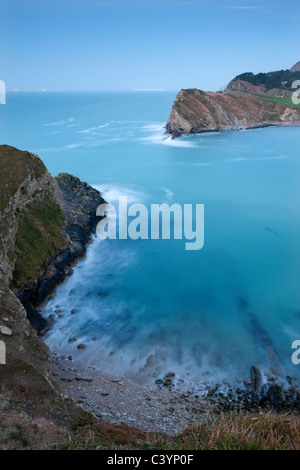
[2,91,300,386]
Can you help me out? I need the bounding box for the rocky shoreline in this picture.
[50,349,300,435]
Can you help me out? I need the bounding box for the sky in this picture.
[1,0,299,91]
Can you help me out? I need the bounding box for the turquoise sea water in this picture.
[2,92,300,386]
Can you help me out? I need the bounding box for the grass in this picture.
[0,145,46,212]
[52,412,300,451]
[1,411,299,450]
[146,412,300,450]
[6,425,29,448]
[12,193,65,288]
[0,145,66,288]
[253,93,300,109]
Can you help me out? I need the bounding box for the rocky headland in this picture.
[166,62,300,137]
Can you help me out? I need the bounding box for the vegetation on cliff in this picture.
[1,409,299,450]
[0,145,47,212]
[12,194,65,288]
[231,69,300,92]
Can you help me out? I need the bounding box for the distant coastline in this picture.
[166,63,300,137]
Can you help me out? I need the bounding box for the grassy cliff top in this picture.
[0,145,47,211]
[12,194,65,288]
[0,145,66,288]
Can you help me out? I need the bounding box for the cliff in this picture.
[13,169,106,334]
[0,145,143,449]
[166,63,300,137]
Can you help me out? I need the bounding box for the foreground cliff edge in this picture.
[0,145,147,449]
[166,62,300,137]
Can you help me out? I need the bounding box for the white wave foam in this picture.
[44,117,75,127]
[141,123,165,132]
[77,121,113,134]
[139,132,197,148]
[162,135,197,148]
[138,122,197,148]
[93,183,147,204]
[31,142,83,152]
[173,161,214,167]
[173,154,289,168]
[43,130,63,135]
[226,155,289,163]
[64,143,83,149]
[159,187,174,202]
[87,137,122,147]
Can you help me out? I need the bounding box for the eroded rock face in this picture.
[290,61,300,73]
[165,88,300,137]
[55,172,105,262]
[0,145,102,431]
[10,171,105,333]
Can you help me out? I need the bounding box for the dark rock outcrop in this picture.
[13,172,106,333]
[251,364,263,400]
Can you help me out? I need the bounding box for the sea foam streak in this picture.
[93,183,148,204]
[139,123,197,148]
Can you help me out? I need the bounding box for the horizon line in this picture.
[7,89,181,93]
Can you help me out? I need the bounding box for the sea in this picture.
[1,91,300,388]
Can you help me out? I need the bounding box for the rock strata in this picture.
[166,88,300,137]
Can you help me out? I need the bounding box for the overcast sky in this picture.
[1,0,299,91]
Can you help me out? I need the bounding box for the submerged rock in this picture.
[75,376,93,382]
[165,372,175,378]
[163,379,173,387]
[251,364,263,399]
